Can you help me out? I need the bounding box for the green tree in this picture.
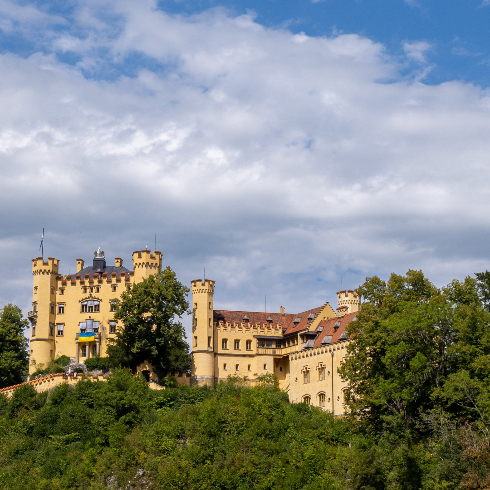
[0,304,29,388]
[107,267,190,380]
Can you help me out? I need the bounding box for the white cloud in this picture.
[0,2,489,337]
[403,40,432,63]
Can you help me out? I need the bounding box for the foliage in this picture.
[340,269,490,488]
[107,267,190,380]
[0,372,353,489]
[84,356,114,372]
[0,304,29,388]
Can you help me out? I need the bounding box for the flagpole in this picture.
[42,228,44,260]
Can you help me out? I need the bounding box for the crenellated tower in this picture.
[30,257,60,371]
[132,250,162,282]
[190,278,215,386]
[336,289,360,316]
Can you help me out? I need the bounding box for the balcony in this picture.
[28,310,37,321]
[256,347,283,356]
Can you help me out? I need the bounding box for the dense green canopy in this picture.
[0,304,28,388]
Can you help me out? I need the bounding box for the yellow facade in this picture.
[191,280,359,414]
[29,249,162,374]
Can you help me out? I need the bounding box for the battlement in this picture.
[57,270,134,285]
[132,250,162,270]
[32,257,59,275]
[191,279,215,294]
[336,289,359,315]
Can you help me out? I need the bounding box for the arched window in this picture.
[318,393,326,408]
[303,396,311,405]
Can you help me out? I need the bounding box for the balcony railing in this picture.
[28,311,37,321]
[256,347,283,355]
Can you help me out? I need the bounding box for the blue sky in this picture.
[1,0,490,340]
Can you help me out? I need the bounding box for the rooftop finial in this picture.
[94,247,105,259]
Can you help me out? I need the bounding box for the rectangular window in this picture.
[234,339,240,350]
[194,336,198,347]
[59,288,64,295]
[275,341,281,348]
[94,301,100,312]
[81,345,87,357]
[110,302,116,312]
[88,301,94,313]
[248,364,251,371]
[303,369,310,384]
[50,304,55,314]
[58,304,64,314]
[235,364,239,371]
[33,303,37,311]
[318,366,326,381]
[32,324,36,336]
[109,321,116,334]
[81,302,88,313]
[263,364,267,370]
[49,324,54,336]
[208,336,212,347]
[79,322,86,333]
[223,363,227,371]
[93,321,100,333]
[246,340,252,350]
[86,319,93,332]
[57,324,64,336]
[112,285,117,292]
[92,345,97,357]
[222,339,228,350]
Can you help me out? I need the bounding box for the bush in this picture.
[54,355,70,367]
[84,356,113,372]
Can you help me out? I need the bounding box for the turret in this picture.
[30,257,59,373]
[190,278,215,386]
[132,250,162,282]
[336,289,360,316]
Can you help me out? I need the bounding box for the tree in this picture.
[0,304,29,388]
[339,270,454,432]
[107,267,190,380]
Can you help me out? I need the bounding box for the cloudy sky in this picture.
[1,0,490,339]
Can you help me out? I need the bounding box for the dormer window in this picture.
[243,315,249,323]
[293,317,301,326]
[266,316,273,323]
[307,313,315,321]
[334,321,341,331]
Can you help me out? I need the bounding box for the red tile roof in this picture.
[214,306,325,335]
[214,310,294,327]
[313,311,358,347]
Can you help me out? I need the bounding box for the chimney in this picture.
[115,257,123,268]
[76,259,84,273]
[280,306,285,315]
[93,247,106,272]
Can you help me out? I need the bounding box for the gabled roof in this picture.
[282,306,323,336]
[313,311,357,347]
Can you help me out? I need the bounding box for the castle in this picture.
[28,248,162,375]
[29,250,359,413]
[190,279,359,414]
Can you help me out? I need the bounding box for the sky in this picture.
[1,0,490,341]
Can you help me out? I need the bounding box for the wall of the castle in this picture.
[287,341,349,415]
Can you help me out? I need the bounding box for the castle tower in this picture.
[190,278,215,386]
[30,257,60,372]
[336,289,360,316]
[132,250,162,282]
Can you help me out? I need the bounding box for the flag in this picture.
[39,229,44,252]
